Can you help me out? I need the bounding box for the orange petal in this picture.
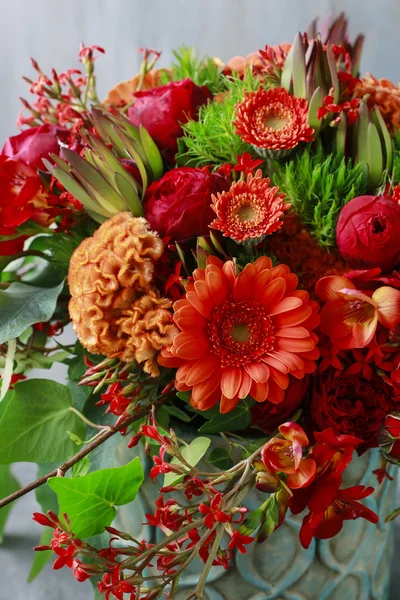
[233,268,252,302]
[206,269,229,306]
[192,268,206,282]
[185,356,219,386]
[269,296,302,316]
[315,275,356,302]
[222,260,236,289]
[194,280,214,309]
[186,291,212,319]
[275,337,315,352]
[269,366,289,390]
[260,278,286,311]
[373,286,400,329]
[266,378,285,404]
[272,304,312,328]
[262,354,290,373]
[174,338,211,360]
[238,371,253,398]
[192,369,222,402]
[275,326,310,338]
[279,422,309,445]
[250,380,269,403]
[268,351,304,371]
[221,367,243,399]
[253,256,273,273]
[245,362,270,383]
[319,300,377,349]
[286,458,316,489]
[191,388,221,411]
[252,269,272,297]
[220,394,240,414]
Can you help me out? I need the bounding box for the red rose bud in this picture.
[128,78,212,162]
[379,413,400,463]
[144,167,229,240]
[336,195,400,272]
[1,124,68,170]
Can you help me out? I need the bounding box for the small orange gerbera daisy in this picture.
[159,256,320,413]
[210,169,289,243]
[234,87,314,155]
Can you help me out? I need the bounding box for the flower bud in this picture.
[379,413,400,464]
[255,470,280,493]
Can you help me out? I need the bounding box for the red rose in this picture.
[311,369,393,450]
[2,124,68,170]
[251,376,309,434]
[144,167,229,240]
[0,156,51,254]
[128,78,212,162]
[336,195,400,272]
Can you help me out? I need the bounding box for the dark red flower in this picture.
[311,369,393,451]
[1,124,68,170]
[145,497,185,533]
[336,195,400,272]
[379,412,400,462]
[199,493,231,528]
[144,167,229,241]
[251,375,309,433]
[232,152,264,175]
[128,78,212,162]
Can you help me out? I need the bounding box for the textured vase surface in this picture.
[116,442,396,600]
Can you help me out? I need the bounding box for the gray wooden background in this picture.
[1,0,400,598]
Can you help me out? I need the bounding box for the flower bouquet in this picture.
[1,12,400,600]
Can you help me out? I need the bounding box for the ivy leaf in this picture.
[0,281,64,344]
[198,402,253,434]
[206,447,233,470]
[0,380,86,463]
[72,456,91,477]
[0,465,20,543]
[48,458,144,538]
[163,436,211,487]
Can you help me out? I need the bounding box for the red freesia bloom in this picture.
[261,422,316,489]
[298,484,378,549]
[316,275,400,348]
[159,256,319,413]
[234,87,314,151]
[232,151,264,175]
[128,78,212,162]
[228,531,254,554]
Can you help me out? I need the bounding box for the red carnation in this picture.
[144,167,229,241]
[2,124,67,170]
[233,87,314,154]
[311,368,394,451]
[128,78,212,162]
[336,195,400,272]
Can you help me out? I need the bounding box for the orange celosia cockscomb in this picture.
[68,212,177,376]
[104,69,171,106]
[316,275,400,349]
[355,75,400,130]
[210,169,289,243]
[159,256,320,413]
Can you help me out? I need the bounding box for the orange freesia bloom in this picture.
[159,256,319,413]
[316,275,400,349]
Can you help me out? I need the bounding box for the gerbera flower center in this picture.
[263,112,288,130]
[236,202,258,223]
[208,299,275,367]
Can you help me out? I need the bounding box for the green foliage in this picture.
[273,144,368,246]
[177,69,261,167]
[206,447,233,470]
[0,465,20,543]
[169,46,225,94]
[0,380,86,463]
[48,458,144,538]
[198,398,253,433]
[28,529,53,582]
[163,436,211,487]
[0,280,64,344]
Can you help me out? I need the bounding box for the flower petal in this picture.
[373,286,400,329]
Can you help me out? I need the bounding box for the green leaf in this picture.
[0,380,86,463]
[199,402,252,433]
[163,436,211,487]
[163,404,192,423]
[206,447,233,470]
[0,465,20,542]
[239,500,269,536]
[0,281,64,344]
[72,456,91,477]
[139,125,164,179]
[48,457,144,538]
[28,528,53,582]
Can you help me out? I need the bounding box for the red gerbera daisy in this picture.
[159,256,320,413]
[210,169,289,243]
[233,87,314,154]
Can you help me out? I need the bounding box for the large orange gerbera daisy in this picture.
[233,87,314,155]
[159,256,320,413]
